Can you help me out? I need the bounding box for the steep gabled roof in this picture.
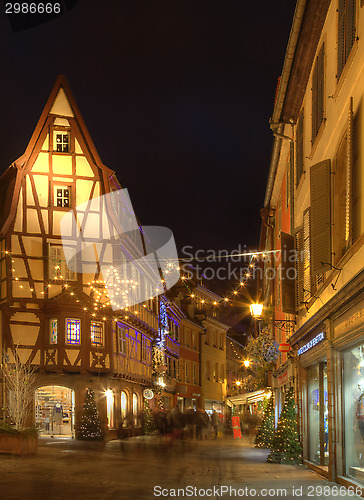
[0,75,115,237]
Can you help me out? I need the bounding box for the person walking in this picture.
[211,410,219,439]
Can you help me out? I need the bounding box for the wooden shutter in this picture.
[338,0,345,78]
[352,102,361,242]
[346,97,353,246]
[294,230,304,310]
[296,110,304,185]
[346,0,356,60]
[281,232,295,314]
[303,209,311,303]
[310,160,331,275]
[312,44,324,142]
[338,0,356,79]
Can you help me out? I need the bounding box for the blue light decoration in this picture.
[158,300,168,350]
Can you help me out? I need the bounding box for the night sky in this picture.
[1,0,295,259]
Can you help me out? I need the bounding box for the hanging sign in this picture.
[231,416,242,439]
[297,332,325,355]
[279,343,291,352]
[143,389,154,400]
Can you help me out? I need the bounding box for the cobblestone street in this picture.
[0,436,358,500]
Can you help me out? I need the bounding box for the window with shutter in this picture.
[281,232,296,314]
[303,209,311,303]
[352,107,361,241]
[333,134,348,263]
[337,0,356,80]
[312,44,325,142]
[310,160,331,274]
[295,230,304,310]
[296,109,304,185]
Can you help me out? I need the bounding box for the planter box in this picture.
[0,433,38,455]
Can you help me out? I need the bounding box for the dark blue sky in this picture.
[1,0,296,255]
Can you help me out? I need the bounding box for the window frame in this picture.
[53,128,71,154]
[49,318,58,344]
[65,318,81,345]
[90,320,104,347]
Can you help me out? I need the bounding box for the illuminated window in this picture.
[50,319,58,344]
[54,186,70,208]
[55,131,70,152]
[66,318,81,345]
[133,393,138,426]
[106,389,115,429]
[91,321,104,346]
[117,323,127,354]
[121,391,127,427]
[49,245,76,281]
[193,363,197,384]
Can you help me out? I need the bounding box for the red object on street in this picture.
[232,416,242,439]
[279,343,291,352]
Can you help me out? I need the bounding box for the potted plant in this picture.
[0,349,38,455]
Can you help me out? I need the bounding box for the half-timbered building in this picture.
[0,75,163,438]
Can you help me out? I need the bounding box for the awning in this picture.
[226,390,271,407]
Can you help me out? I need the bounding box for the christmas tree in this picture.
[77,388,104,441]
[267,386,302,464]
[255,395,275,448]
[143,399,157,435]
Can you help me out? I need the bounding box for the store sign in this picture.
[297,332,325,356]
[279,343,291,352]
[277,370,288,386]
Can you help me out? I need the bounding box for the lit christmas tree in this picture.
[267,386,302,464]
[77,388,104,441]
[255,395,275,449]
[143,399,157,435]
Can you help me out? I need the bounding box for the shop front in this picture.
[333,299,364,490]
[295,327,329,477]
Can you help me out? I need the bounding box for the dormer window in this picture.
[54,131,70,153]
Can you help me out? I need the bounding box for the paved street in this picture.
[0,436,359,500]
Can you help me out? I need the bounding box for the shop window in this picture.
[133,393,139,427]
[121,391,127,427]
[66,318,81,345]
[50,318,58,344]
[106,389,115,429]
[343,343,364,483]
[308,362,328,466]
[91,321,104,346]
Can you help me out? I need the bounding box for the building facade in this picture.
[0,75,167,439]
[260,0,364,490]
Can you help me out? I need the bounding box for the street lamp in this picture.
[250,303,263,318]
[235,380,241,386]
[243,360,250,368]
[249,302,295,330]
